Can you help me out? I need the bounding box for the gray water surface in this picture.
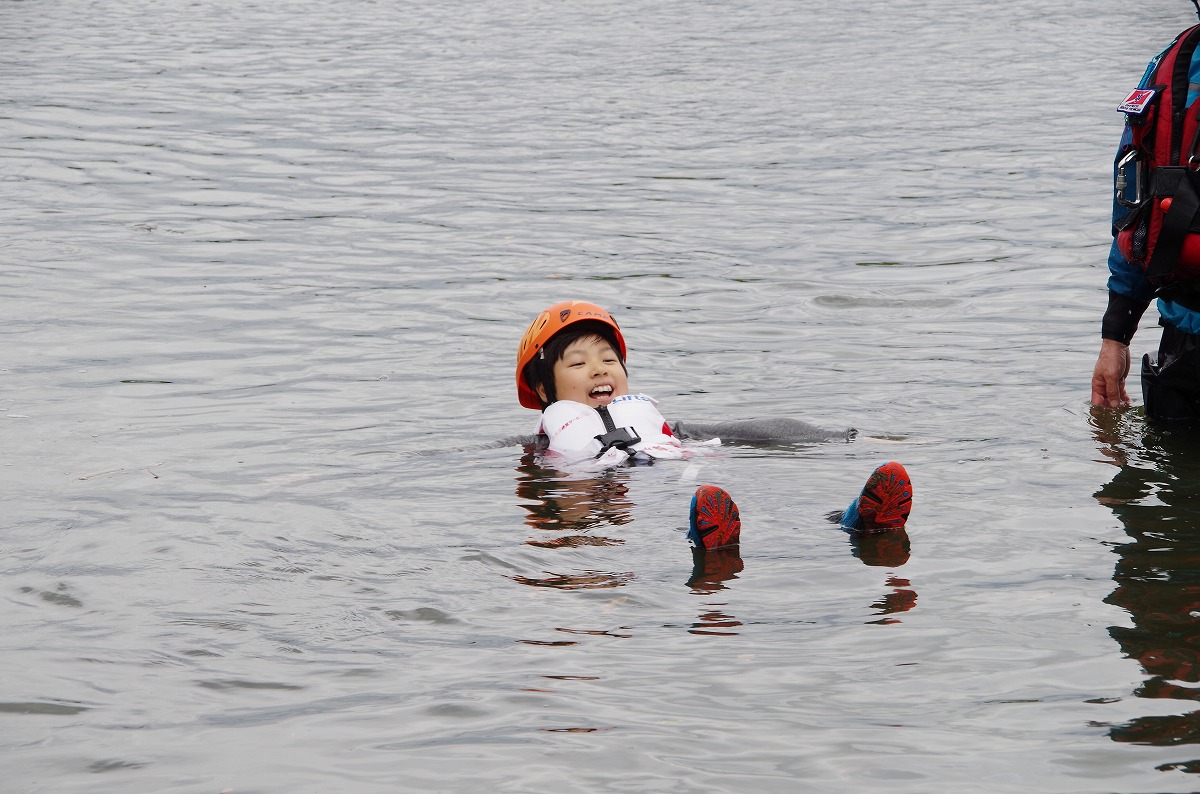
[3,0,1196,791]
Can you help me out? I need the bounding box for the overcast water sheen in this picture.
[6,0,1200,791]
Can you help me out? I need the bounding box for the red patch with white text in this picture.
[1117,88,1157,115]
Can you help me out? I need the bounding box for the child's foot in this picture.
[841,461,912,533]
[688,485,741,550]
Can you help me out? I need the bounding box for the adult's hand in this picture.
[1091,338,1132,408]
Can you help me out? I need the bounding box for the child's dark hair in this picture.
[521,320,628,408]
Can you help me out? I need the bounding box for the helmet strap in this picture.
[1194,0,1200,20]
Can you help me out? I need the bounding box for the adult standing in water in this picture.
[1092,0,1200,418]
[1091,0,1200,759]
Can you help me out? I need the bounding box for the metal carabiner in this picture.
[1116,149,1145,208]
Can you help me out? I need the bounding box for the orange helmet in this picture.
[516,301,626,409]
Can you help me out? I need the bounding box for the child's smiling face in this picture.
[549,334,629,408]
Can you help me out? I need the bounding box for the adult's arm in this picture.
[1094,123,1154,409]
[1093,278,1150,409]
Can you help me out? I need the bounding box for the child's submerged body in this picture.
[515,300,913,552]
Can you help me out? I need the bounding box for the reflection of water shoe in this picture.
[844,461,912,533]
[688,485,741,550]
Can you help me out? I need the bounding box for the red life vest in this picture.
[1115,24,1200,287]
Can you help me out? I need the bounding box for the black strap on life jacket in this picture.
[593,406,641,457]
[1149,167,1200,282]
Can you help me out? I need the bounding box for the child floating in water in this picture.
[515,300,913,552]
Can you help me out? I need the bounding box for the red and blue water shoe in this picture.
[688,485,741,551]
[841,461,912,533]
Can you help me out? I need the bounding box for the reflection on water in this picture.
[850,526,912,568]
[686,549,745,635]
[510,570,636,590]
[513,446,636,589]
[516,446,634,536]
[1092,409,1200,764]
[823,509,918,621]
[853,529,917,621]
[686,548,745,594]
[869,576,918,623]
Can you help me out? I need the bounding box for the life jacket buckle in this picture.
[594,426,641,457]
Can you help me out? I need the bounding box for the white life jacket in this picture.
[536,393,684,463]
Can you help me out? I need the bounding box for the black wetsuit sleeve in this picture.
[1102,289,1152,345]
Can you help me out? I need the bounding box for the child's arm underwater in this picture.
[671,418,856,444]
